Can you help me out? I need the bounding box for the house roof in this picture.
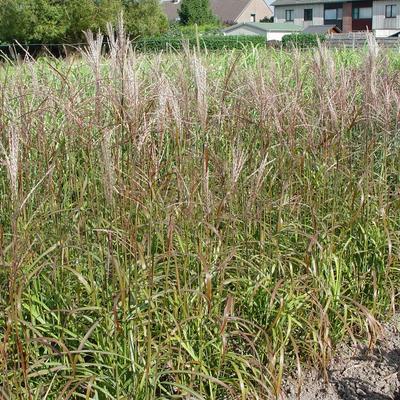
[303,25,341,33]
[162,0,271,23]
[212,0,256,23]
[223,22,303,33]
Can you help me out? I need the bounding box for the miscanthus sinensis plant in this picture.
[1,26,400,399]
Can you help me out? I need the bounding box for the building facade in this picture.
[372,0,400,36]
[272,0,399,35]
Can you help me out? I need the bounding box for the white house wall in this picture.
[274,4,324,27]
[372,0,400,30]
[265,31,293,40]
[236,0,273,22]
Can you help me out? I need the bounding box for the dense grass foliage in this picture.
[1,34,400,399]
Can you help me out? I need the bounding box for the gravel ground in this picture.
[284,316,400,400]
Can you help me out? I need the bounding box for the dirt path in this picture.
[284,317,400,400]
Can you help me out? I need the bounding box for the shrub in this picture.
[134,34,266,52]
[124,0,169,39]
[178,0,216,25]
[282,32,326,48]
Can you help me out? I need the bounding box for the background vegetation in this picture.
[1,28,400,399]
[282,32,326,48]
[178,0,217,25]
[0,0,169,44]
[134,34,266,52]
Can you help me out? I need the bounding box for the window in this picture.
[353,7,372,19]
[250,13,256,22]
[324,8,342,20]
[304,8,313,21]
[385,4,397,18]
[285,9,294,21]
[324,8,337,19]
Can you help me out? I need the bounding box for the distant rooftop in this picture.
[223,22,303,33]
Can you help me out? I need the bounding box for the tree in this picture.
[63,0,97,42]
[123,0,168,38]
[0,0,67,43]
[0,0,124,44]
[94,0,122,33]
[0,0,35,43]
[64,0,122,42]
[32,0,68,43]
[178,0,216,25]
[0,0,170,45]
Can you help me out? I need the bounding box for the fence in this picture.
[325,33,400,48]
[0,42,89,59]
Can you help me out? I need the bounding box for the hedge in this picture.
[282,33,326,48]
[134,35,266,52]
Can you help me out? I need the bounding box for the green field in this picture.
[1,38,400,399]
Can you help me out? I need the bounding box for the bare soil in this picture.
[284,316,400,400]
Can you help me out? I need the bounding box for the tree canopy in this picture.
[178,0,216,25]
[123,0,168,39]
[0,0,168,44]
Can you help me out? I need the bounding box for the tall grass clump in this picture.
[1,27,400,399]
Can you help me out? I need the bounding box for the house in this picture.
[372,1,400,37]
[223,22,303,39]
[271,0,400,37]
[161,0,273,24]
